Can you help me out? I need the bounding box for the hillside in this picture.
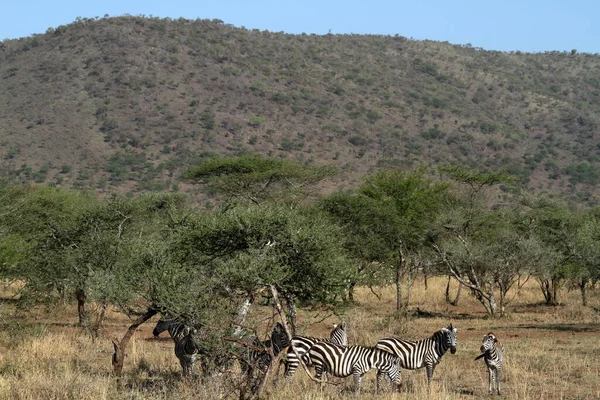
[1,16,600,203]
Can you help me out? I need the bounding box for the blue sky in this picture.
[1,0,598,53]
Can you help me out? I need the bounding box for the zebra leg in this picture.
[426,364,435,392]
[180,359,191,382]
[488,367,494,394]
[313,364,326,393]
[376,370,384,394]
[283,357,296,383]
[496,368,501,396]
[353,372,364,399]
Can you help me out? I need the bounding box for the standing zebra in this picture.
[280,321,348,382]
[242,322,290,374]
[308,342,401,399]
[152,315,204,380]
[375,324,457,392]
[475,332,503,395]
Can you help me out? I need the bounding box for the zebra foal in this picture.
[475,332,503,395]
[308,342,401,399]
[375,324,457,392]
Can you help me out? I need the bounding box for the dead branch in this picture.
[268,285,335,385]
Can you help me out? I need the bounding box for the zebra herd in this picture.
[151,317,504,397]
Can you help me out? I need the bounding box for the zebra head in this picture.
[331,321,348,346]
[270,322,290,355]
[480,332,497,354]
[152,318,173,337]
[441,324,458,354]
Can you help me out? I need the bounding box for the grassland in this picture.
[0,277,599,399]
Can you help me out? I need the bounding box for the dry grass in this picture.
[1,278,599,399]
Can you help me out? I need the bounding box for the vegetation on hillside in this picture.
[1,16,600,204]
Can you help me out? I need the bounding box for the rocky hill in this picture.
[1,16,600,203]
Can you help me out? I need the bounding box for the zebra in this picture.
[152,315,204,380]
[242,322,290,374]
[308,342,401,399]
[375,324,457,392]
[152,315,191,343]
[280,321,348,382]
[475,332,503,395]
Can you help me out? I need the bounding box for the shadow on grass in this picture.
[513,323,600,333]
[409,307,485,320]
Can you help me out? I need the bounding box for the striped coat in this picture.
[309,342,401,399]
[282,321,348,381]
[375,324,457,391]
[475,332,503,395]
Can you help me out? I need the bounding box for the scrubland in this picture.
[0,277,599,399]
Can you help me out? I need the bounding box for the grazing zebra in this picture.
[308,342,401,399]
[153,315,191,343]
[242,322,290,374]
[280,321,348,382]
[475,332,503,395]
[152,315,204,380]
[375,324,457,392]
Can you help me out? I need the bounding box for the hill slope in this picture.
[1,16,600,202]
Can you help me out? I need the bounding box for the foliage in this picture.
[1,16,600,204]
[184,154,337,205]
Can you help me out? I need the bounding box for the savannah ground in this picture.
[0,277,599,400]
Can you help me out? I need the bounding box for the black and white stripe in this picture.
[153,316,190,343]
[475,332,503,395]
[282,321,348,381]
[375,324,457,391]
[243,322,290,374]
[308,342,401,398]
[152,315,204,380]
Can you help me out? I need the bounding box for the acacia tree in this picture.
[319,192,399,301]
[0,185,31,282]
[184,155,340,329]
[521,195,589,306]
[3,185,184,330]
[184,154,337,206]
[321,168,449,310]
[430,167,538,317]
[566,209,600,306]
[525,197,600,306]
[167,203,353,331]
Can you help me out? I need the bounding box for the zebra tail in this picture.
[474,353,486,361]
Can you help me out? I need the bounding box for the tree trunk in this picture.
[112,307,159,377]
[445,276,462,306]
[347,280,356,302]
[423,270,428,290]
[538,278,559,306]
[579,277,588,306]
[551,277,561,306]
[90,302,108,339]
[396,245,405,311]
[233,293,254,338]
[75,288,88,328]
[489,297,497,317]
[450,283,462,306]
[285,297,297,337]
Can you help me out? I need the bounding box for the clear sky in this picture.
[1,0,598,54]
